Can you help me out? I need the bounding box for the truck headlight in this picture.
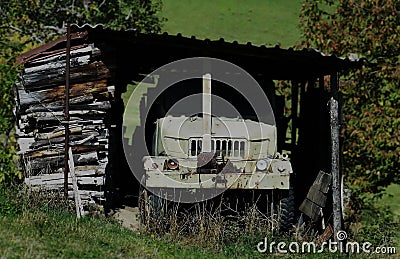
[167,158,179,170]
[256,159,268,171]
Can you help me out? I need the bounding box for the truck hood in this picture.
[158,115,276,143]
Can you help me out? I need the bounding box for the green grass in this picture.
[162,0,303,47]
[0,185,219,258]
[1,184,397,258]
[379,184,400,217]
[377,184,400,248]
[0,211,220,258]
[1,207,394,258]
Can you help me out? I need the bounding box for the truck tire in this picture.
[278,189,295,233]
[138,187,163,227]
[138,187,150,227]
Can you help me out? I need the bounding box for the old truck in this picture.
[140,74,294,231]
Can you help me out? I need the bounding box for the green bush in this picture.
[0,46,22,183]
[0,184,23,216]
[299,0,400,206]
[0,146,21,183]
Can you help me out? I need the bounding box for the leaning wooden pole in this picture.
[64,24,71,198]
[330,73,343,242]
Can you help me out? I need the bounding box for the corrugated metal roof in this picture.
[17,24,365,79]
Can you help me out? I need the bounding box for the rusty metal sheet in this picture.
[16,31,88,65]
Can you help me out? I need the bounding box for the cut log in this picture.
[17,137,35,152]
[35,127,82,140]
[56,165,105,176]
[71,145,106,153]
[77,152,98,164]
[68,190,104,200]
[21,110,106,120]
[70,134,96,146]
[22,101,111,114]
[17,94,95,115]
[24,151,99,173]
[19,118,106,133]
[28,133,100,149]
[78,176,104,186]
[21,149,63,159]
[19,80,108,108]
[24,55,91,74]
[25,174,105,187]
[22,61,111,90]
[15,130,34,138]
[21,145,106,158]
[24,44,100,67]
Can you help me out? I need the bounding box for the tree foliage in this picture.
[0,0,164,182]
[299,0,400,201]
[1,0,163,42]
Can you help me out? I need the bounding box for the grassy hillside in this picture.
[3,186,394,259]
[123,0,304,139]
[0,186,217,258]
[0,210,210,258]
[162,0,303,47]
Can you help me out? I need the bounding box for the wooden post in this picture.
[329,73,343,241]
[68,147,84,218]
[64,24,71,198]
[291,81,299,150]
[202,73,212,152]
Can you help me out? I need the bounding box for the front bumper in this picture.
[142,156,292,190]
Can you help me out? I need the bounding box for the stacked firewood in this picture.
[14,42,114,209]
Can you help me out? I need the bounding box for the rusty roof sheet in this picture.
[16,31,88,65]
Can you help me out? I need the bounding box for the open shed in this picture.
[15,25,363,226]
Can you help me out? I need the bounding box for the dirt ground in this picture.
[112,206,140,232]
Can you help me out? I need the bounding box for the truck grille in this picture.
[190,138,246,158]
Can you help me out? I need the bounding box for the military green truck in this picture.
[140,74,294,231]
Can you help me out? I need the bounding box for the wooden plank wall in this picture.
[14,42,114,211]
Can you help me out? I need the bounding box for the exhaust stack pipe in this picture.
[202,73,212,153]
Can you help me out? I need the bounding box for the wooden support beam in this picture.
[64,23,71,198]
[290,80,300,150]
[68,147,84,218]
[329,72,343,242]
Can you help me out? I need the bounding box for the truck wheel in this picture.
[138,187,164,228]
[138,187,150,227]
[278,189,295,233]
